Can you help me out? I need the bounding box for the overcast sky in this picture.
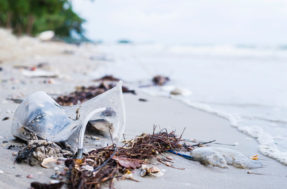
[73,0,287,45]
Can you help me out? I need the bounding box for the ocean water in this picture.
[91,43,287,165]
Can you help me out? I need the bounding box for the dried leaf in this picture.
[113,156,143,169]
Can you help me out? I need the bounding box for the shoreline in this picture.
[0,31,286,188]
[1,91,287,188]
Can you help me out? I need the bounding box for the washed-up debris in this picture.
[12,82,126,161]
[15,140,73,166]
[140,165,163,177]
[190,147,263,169]
[112,156,144,169]
[152,75,170,86]
[7,143,26,151]
[22,69,58,78]
[56,81,135,106]
[93,75,120,82]
[41,157,59,169]
[14,63,57,78]
[67,129,184,189]
[2,116,9,121]
[13,63,50,71]
[247,171,264,175]
[31,181,63,189]
[6,98,23,104]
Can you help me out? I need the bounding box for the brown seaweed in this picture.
[67,128,186,189]
[56,78,135,106]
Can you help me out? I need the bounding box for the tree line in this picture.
[0,0,85,39]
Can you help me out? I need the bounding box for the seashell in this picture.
[148,166,160,174]
[41,157,58,168]
[140,165,162,177]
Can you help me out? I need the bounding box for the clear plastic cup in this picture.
[12,81,126,157]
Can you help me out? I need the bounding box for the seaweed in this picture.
[67,128,187,189]
[56,76,135,106]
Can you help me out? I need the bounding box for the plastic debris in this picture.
[12,82,126,156]
[190,147,263,169]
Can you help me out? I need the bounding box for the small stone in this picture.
[15,174,21,177]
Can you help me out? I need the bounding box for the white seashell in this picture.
[41,157,58,168]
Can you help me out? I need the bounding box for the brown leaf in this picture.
[113,156,143,169]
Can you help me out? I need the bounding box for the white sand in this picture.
[0,30,286,188]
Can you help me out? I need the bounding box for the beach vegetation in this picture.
[0,0,85,39]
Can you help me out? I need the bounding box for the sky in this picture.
[72,0,287,45]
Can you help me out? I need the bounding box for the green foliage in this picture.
[0,0,85,38]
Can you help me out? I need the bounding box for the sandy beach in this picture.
[0,31,286,189]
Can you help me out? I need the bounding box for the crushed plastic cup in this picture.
[12,81,126,157]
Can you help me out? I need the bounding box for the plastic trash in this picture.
[190,147,263,169]
[12,81,126,157]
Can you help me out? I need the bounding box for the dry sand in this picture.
[0,30,286,188]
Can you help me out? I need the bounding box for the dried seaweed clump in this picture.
[56,76,135,106]
[152,75,170,86]
[67,130,184,189]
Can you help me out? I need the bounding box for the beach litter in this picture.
[8,79,263,188]
[66,128,184,189]
[190,147,263,169]
[10,125,263,189]
[152,75,170,86]
[12,81,126,160]
[56,76,135,106]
